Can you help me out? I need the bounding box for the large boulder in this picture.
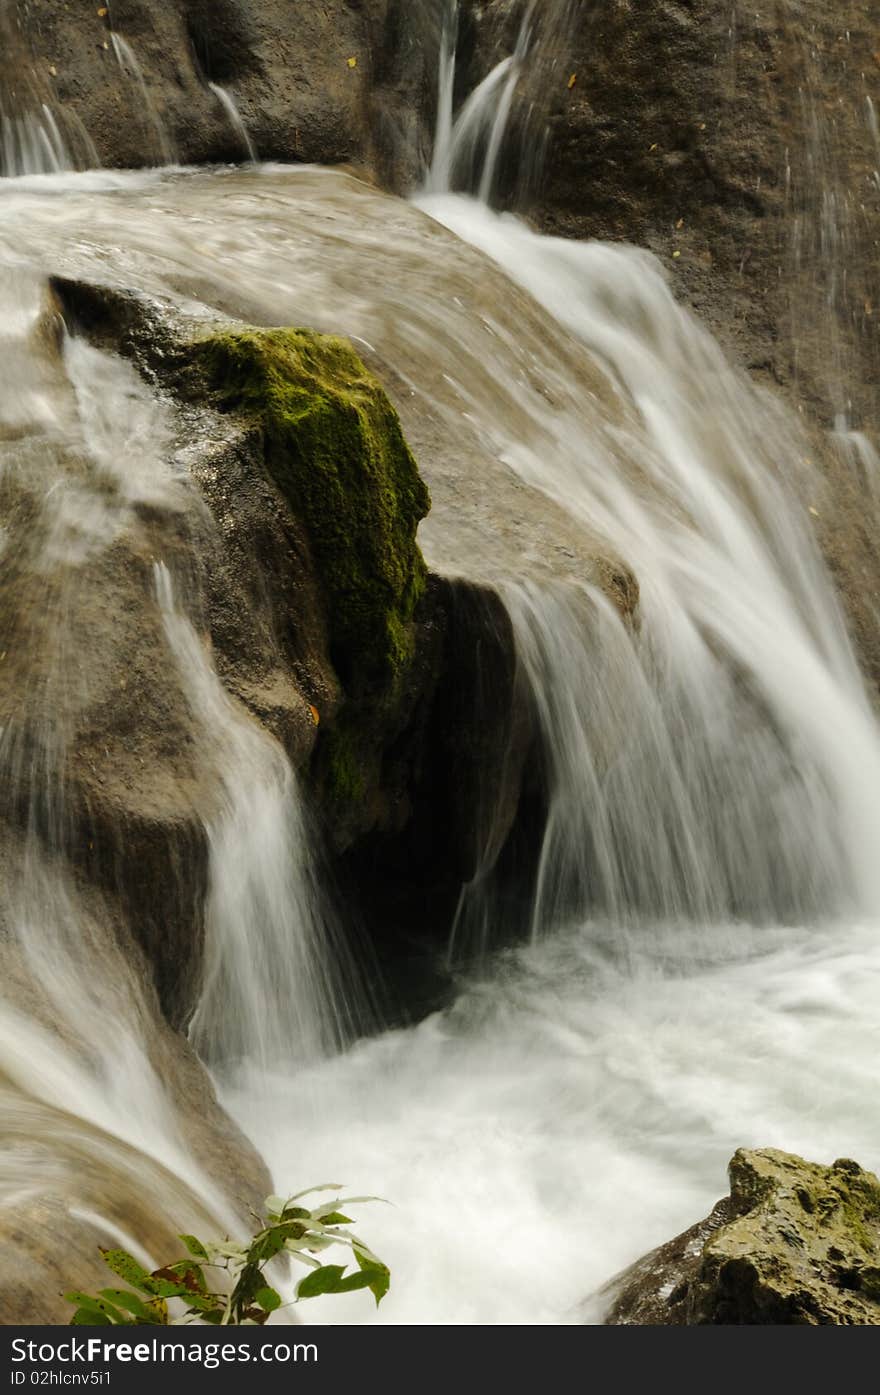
[605,1148,880,1325]
[39,277,541,1019]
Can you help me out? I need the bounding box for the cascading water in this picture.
[208,83,258,165]
[425,0,536,203]
[0,288,255,1310]
[1,0,880,1327]
[111,34,177,168]
[153,562,345,1069]
[0,104,70,178]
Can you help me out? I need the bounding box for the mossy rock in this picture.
[606,1148,880,1325]
[190,327,431,691]
[696,1149,880,1324]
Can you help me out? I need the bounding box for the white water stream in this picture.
[208,84,258,165]
[1,2,880,1326]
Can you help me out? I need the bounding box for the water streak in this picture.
[154,563,346,1070]
[0,105,70,178]
[209,83,258,164]
[111,34,176,167]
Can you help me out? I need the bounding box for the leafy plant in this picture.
[65,1186,390,1326]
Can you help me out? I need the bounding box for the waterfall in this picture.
[416,15,880,944]
[0,105,70,178]
[424,0,563,204]
[425,4,533,201]
[0,293,244,1300]
[154,564,345,1070]
[208,83,258,165]
[423,0,459,194]
[1,0,880,1324]
[111,34,177,167]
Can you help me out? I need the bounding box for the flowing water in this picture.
[0,105,69,178]
[2,1,880,1326]
[207,84,258,165]
[110,34,177,169]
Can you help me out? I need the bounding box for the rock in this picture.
[43,276,540,1020]
[605,1148,880,1325]
[190,327,431,690]
[0,0,435,178]
[332,573,539,1020]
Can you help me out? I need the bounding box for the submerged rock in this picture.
[605,1149,880,1325]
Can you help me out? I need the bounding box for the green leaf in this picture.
[250,1219,310,1265]
[296,1265,349,1299]
[179,1235,209,1261]
[154,1262,207,1295]
[312,1211,353,1226]
[330,1196,387,1207]
[99,1249,153,1293]
[142,1280,190,1299]
[98,1289,155,1321]
[335,1272,375,1294]
[354,1247,391,1306]
[206,1241,247,1260]
[286,1184,342,1203]
[285,1246,322,1269]
[255,1286,282,1313]
[181,1293,223,1314]
[198,1308,225,1325]
[70,1307,114,1327]
[63,1292,127,1324]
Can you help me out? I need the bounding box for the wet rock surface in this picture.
[0,0,421,174]
[45,277,542,1021]
[467,0,880,687]
[605,1148,880,1325]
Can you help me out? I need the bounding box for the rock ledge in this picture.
[606,1148,880,1325]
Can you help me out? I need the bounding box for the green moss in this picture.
[191,327,431,690]
[323,725,367,807]
[698,1149,880,1323]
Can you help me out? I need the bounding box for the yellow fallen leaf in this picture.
[567,73,577,89]
[672,250,681,259]
[649,143,658,152]
[347,56,357,69]
[97,6,108,15]
[48,65,57,76]
[808,506,820,518]
[309,704,320,727]
[675,218,684,229]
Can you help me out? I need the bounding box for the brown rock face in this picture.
[35,277,540,1024]
[605,1148,880,1324]
[0,0,431,175]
